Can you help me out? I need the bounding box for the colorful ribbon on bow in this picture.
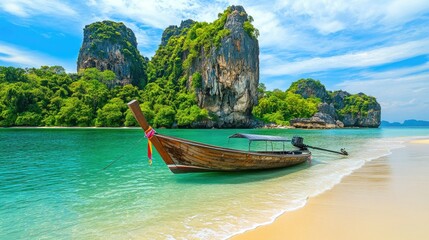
[145,126,156,166]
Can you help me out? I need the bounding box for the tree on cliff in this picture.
[252,88,320,125]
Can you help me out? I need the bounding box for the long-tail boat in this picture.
[128,100,312,173]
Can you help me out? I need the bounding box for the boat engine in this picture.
[292,136,306,149]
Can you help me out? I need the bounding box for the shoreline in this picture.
[230,139,429,240]
[0,126,140,129]
[3,126,427,130]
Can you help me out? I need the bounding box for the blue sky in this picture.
[1,0,428,122]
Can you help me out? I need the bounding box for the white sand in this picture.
[231,141,429,240]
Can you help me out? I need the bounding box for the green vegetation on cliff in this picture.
[288,78,325,94]
[144,6,257,127]
[337,93,378,118]
[79,20,148,88]
[252,83,320,125]
[288,78,330,101]
[185,8,231,54]
[87,21,128,44]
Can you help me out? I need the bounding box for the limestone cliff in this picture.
[77,20,147,88]
[161,19,195,46]
[290,79,331,102]
[190,6,259,127]
[288,79,381,128]
[144,5,260,128]
[334,92,381,127]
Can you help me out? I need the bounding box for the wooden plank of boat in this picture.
[128,100,311,174]
[160,135,310,173]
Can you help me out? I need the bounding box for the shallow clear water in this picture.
[1,127,428,239]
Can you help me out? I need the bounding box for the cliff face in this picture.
[191,6,259,127]
[336,92,381,127]
[291,79,331,102]
[289,103,343,129]
[77,20,147,88]
[161,19,195,46]
[289,79,381,128]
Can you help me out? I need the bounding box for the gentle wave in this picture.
[222,137,406,240]
[1,128,426,240]
[139,137,407,240]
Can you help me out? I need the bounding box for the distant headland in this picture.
[381,120,429,127]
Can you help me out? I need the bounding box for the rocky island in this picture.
[0,5,381,128]
[288,79,381,128]
[253,78,381,129]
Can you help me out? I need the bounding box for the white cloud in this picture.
[119,21,160,57]
[382,0,429,25]
[0,0,77,18]
[314,20,345,35]
[277,0,351,34]
[241,0,429,58]
[81,0,238,56]
[337,72,429,121]
[274,0,429,33]
[262,38,429,76]
[88,0,215,29]
[0,42,75,72]
[245,4,338,53]
[360,62,429,79]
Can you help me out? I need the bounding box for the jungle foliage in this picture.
[0,66,141,127]
[252,83,320,126]
[253,79,379,126]
[0,9,373,128]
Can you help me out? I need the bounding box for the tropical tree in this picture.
[95,98,126,127]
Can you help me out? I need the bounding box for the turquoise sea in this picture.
[1,127,428,239]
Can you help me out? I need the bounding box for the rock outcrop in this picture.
[77,20,147,88]
[191,6,259,128]
[336,92,381,127]
[161,19,195,46]
[290,114,336,129]
[290,103,342,129]
[289,79,381,128]
[331,90,350,109]
[290,79,331,102]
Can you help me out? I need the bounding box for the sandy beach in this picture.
[231,139,429,240]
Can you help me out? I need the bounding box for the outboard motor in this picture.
[292,136,306,149]
[292,136,348,156]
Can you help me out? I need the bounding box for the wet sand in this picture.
[231,140,429,240]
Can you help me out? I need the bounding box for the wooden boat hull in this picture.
[127,99,311,174]
[156,134,311,173]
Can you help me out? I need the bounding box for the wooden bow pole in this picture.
[127,100,175,165]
